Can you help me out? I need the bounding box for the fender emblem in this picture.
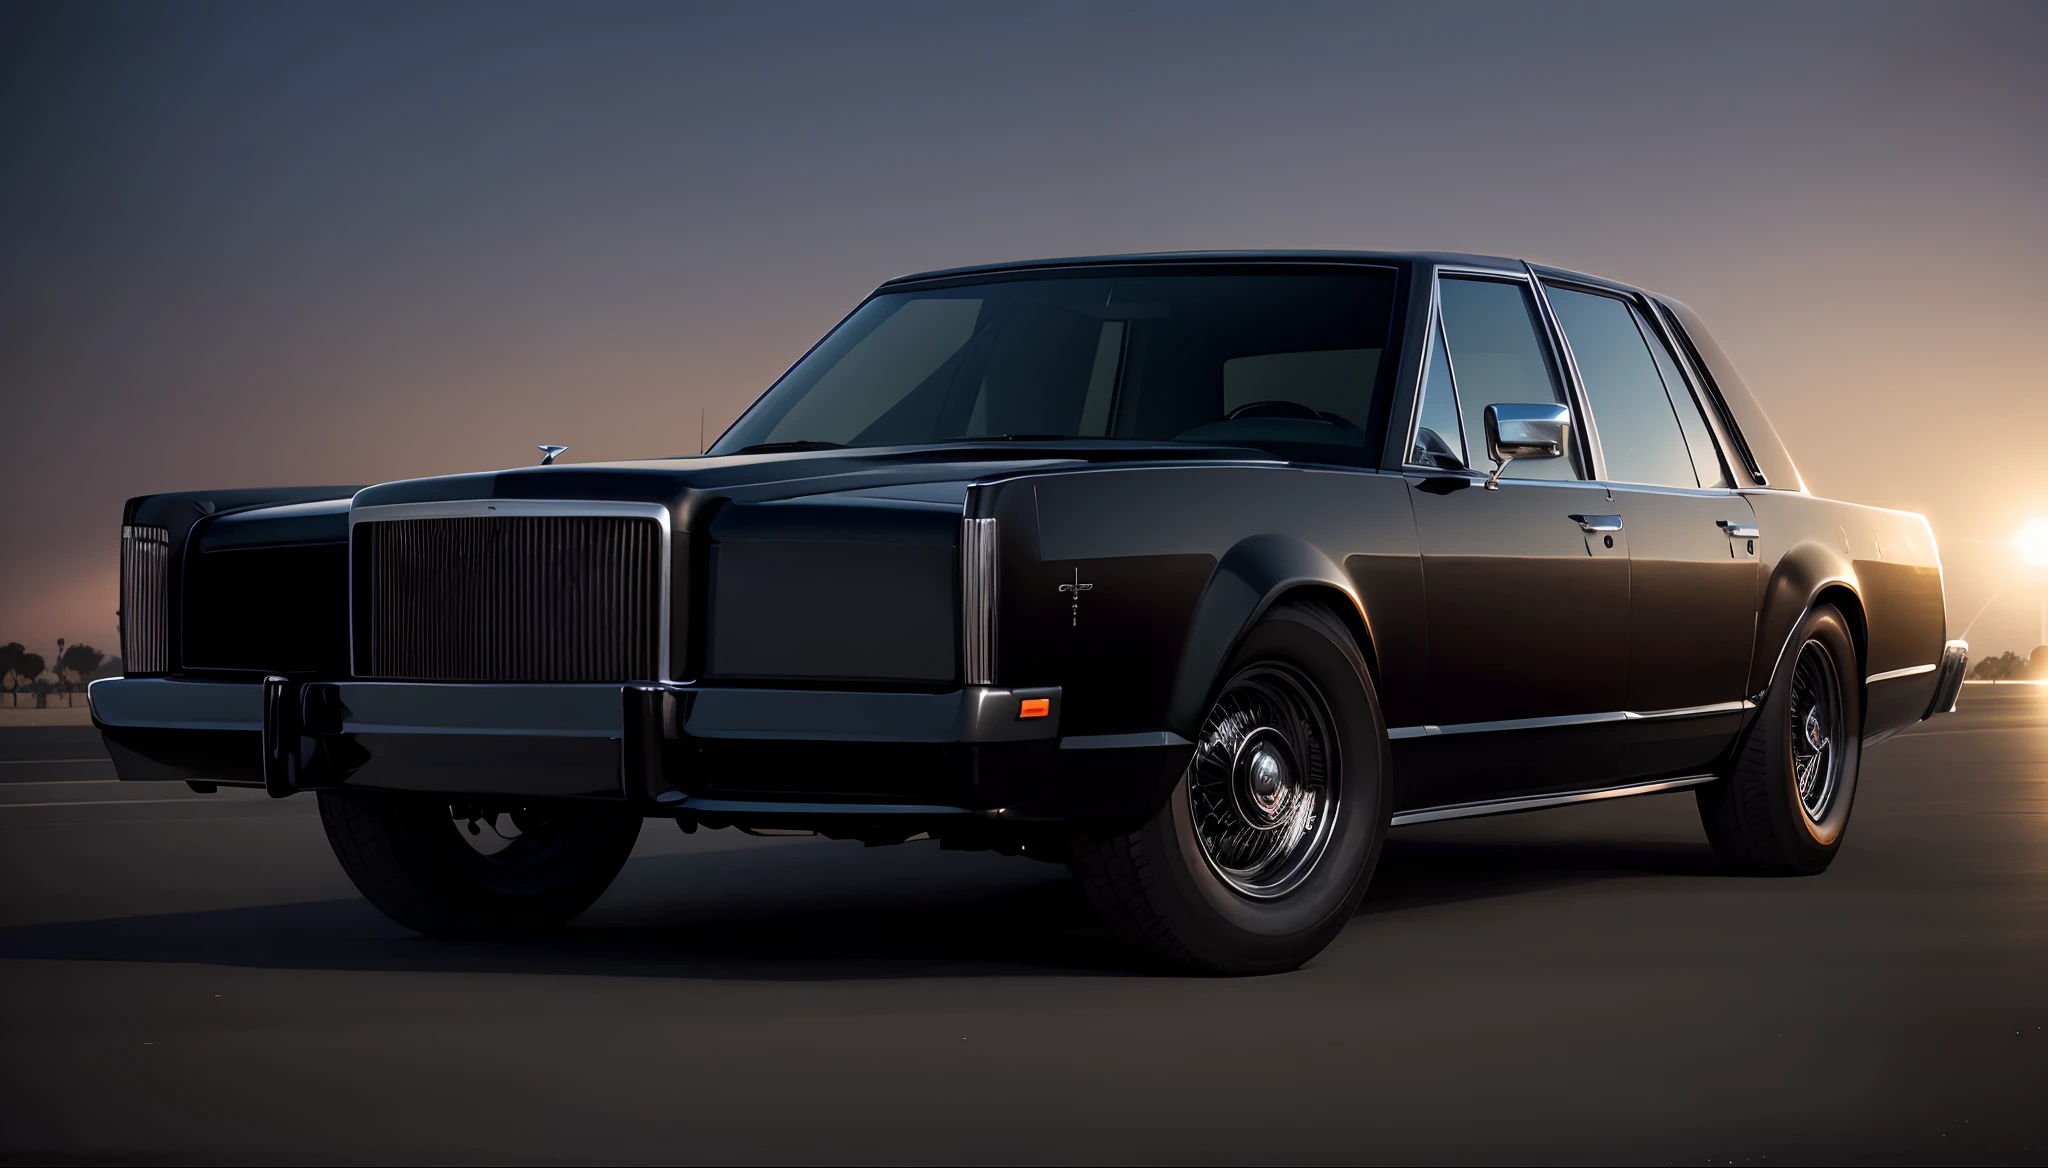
[1057,568,1094,627]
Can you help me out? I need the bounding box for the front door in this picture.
[1396,271,1634,811]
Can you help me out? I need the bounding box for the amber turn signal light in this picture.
[1018,698,1050,719]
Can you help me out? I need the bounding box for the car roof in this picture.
[879,250,1642,294]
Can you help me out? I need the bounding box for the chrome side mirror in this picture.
[1482,403,1569,490]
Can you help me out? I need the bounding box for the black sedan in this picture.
[91,251,1967,972]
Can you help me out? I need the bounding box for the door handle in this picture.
[1569,514,1623,533]
[1718,520,1761,539]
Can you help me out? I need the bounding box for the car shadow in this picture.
[0,831,1726,980]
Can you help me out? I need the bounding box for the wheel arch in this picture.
[1165,534,1380,738]
[1754,539,1868,699]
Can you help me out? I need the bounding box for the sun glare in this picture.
[2015,519,2048,568]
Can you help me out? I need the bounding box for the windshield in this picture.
[711,267,1399,462]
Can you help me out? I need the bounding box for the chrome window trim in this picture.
[1540,275,1740,491]
[1522,264,1607,481]
[1406,264,1595,481]
[1390,773,1718,827]
[1644,300,1770,488]
[1386,699,1751,739]
[346,499,675,684]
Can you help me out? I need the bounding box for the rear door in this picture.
[1539,279,1760,777]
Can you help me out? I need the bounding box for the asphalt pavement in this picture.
[2,688,2043,1164]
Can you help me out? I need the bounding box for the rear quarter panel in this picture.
[1744,491,1947,740]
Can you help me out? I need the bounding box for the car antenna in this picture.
[538,445,567,465]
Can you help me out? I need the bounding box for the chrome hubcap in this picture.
[1187,665,1339,899]
[1789,640,1842,822]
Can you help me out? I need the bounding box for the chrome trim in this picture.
[1525,266,1607,480]
[1408,264,1564,475]
[1387,700,1750,739]
[1391,774,1717,826]
[1718,520,1761,539]
[1923,640,1968,718]
[347,499,675,683]
[1401,274,1451,471]
[1570,513,1623,533]
[87,677,262,731]
[119,524,172,674]
[1648,300,1769,488]
[960,516,998,685]
[1867,663,1936,684]
[1061,731,1193,750]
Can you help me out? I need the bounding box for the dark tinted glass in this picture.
[1636,306,1731,488]
[1437,277,1577,481]
[1410,325,1466,469]
[1545,285,1698,488]
[714,270,1397,462]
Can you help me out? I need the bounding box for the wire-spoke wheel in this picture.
[1788,642,1843,824]
[1071,601,1389,974]
[1699,603,1863,875]
[1187,666,1339,899]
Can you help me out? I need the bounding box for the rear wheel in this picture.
[1071,602,1389,974]
[1698,604,1863,875]
[319,790,642,937]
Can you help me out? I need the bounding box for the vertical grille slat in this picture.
[355,515,662,682]
[120,525,171,674]
[960,517,997,686]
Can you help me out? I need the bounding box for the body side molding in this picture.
[1391,774,1718,826]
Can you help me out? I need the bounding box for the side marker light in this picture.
[1018,698,1050,719]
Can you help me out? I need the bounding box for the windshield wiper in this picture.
[736,440,845,454]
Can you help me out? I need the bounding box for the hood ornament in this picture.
[538,445,567,465]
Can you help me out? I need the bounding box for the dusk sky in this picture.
[4,0,2045,661]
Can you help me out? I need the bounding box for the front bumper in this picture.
[87,677,1188,821]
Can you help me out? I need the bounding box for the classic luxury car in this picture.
[91,251,1967,972]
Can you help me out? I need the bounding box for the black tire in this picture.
[1697,604,1863,875]
[318,790,643,938]
[1071,601,1389,974]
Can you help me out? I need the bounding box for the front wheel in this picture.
[1070,602,1389,974]
[319,790,643,937]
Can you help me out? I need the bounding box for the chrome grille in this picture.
[354,514,664,682]
[121,525,171,674]
[961,517,997,685]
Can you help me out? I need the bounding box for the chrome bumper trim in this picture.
[1923,640,1969,718]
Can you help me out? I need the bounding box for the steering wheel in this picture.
[1226,400,1329,423]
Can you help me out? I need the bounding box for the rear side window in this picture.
[1435,277,1579,481]
[1636,310,1731,488]
[1544,285,1699,488]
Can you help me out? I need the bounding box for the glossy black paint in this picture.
[94,251,1954,839]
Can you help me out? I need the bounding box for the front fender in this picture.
[1164,533,1370,736]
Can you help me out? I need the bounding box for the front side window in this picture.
[1544,285,1700,488]
[712,269,1397,463]
[1423,276,1579,481]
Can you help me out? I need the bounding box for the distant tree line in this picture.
[0,641,121,708]
[1969,646,2048,683]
